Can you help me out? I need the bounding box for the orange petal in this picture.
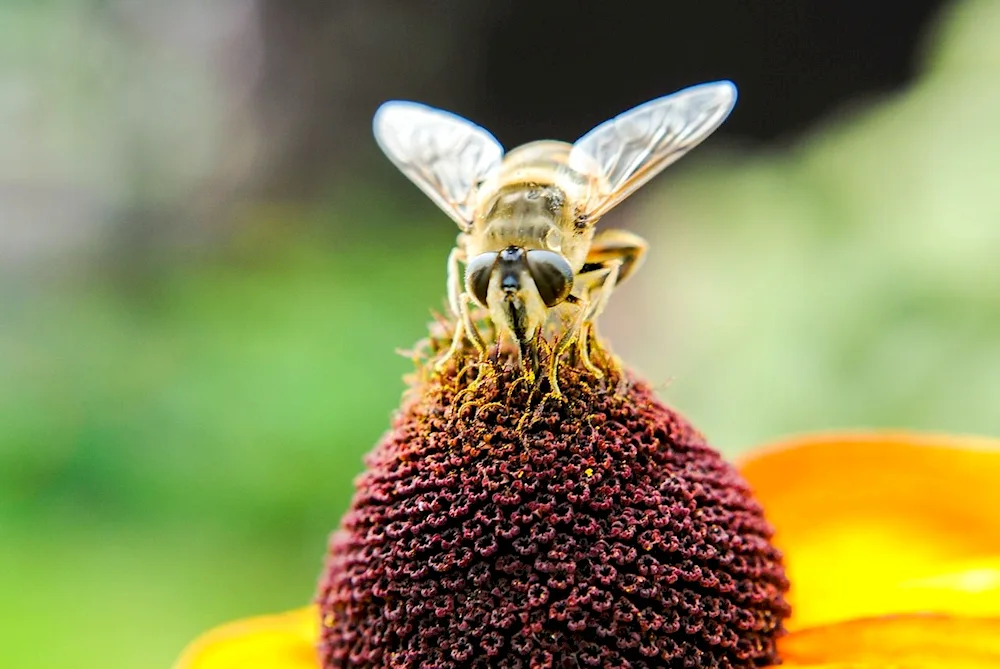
[739,432,1000,630]
[778,614,1000,668]
[173,606,318,669]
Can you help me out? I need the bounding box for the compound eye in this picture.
[464,252,498,307]
[526,250,573,307]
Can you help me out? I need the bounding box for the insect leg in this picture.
[434,291,487,372]
[575,320,602,378]
[434,246,487,373]
[581,260,621,323]
[551,228,643,380]
[547,299,589,396]
[461,293,487,356]
[445,246,465,318]
[435,307,465,373]
[564,257,623,379]
[580,229,648,287]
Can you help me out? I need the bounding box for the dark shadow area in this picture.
[256,0,947,193]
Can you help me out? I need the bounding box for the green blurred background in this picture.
[1,1,998,666]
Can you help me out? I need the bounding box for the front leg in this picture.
[579,259,621,324]
[445,246,465,318]
[435,291,488,373]
[576,229,647,361]
[549,259,621,386]
[550,232,643,381]
[434,247,486,372]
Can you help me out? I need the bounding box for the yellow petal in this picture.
[739,432,1000,629]
[778,614,1000,668]
[173,607,318,669]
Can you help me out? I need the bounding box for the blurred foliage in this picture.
[612,0,1000,450]
[1,1,999,668]
[0,200,457,667]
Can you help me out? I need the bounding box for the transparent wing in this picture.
[569,81,737,220]
[373,101,504,230]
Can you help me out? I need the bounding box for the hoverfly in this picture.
[374,81,737,390]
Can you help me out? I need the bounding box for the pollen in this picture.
[317,354,790,668]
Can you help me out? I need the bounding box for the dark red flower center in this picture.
[318,354,789,668]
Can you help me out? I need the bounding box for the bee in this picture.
[374,81,737,391]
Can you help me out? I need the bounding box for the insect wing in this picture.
[569,81,737,220]
[374,101,504,230]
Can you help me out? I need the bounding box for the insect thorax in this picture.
[467,141,597,270]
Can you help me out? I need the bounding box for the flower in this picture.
[318,361,788,667]
[173,356,1000,668]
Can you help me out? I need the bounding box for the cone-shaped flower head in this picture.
[317,343,790,667]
